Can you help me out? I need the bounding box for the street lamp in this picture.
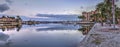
[112,0,115,29]
[111,0,119,29]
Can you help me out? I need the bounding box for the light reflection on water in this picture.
[0,23,90,47]
[5,31,84,47]
[0,19,94,47]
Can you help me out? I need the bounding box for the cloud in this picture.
[5,0,13,4]
[0,4,10,13]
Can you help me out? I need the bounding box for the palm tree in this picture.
[90,13,102,22]
[96,2,107,26]
[96,0,113,26]
[115,7,120,24]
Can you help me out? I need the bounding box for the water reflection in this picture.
[0,14,93,47]
[0,32,10,47]
[0,23,93,47]
[0,33,9,41]
[36,24,80,31]
[0,23,92,35]
[78,25,93,35]
[0,24,22,32]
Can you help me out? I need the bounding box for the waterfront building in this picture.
[0,16,22,31]
[0,16,22,24]
[82,10,98,21]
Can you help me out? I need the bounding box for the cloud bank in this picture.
[0,4,10,13]
[5,0,13,5]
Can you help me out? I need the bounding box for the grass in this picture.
[92,38,101,45]
[91,34,102,45]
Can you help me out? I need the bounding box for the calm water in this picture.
[0,15,90,47]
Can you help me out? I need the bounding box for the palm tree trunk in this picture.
[101,21,103,26]
[107,12,112,26]
[100,17,104,26]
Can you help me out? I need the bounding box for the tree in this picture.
[78,15,86,19]
[115,7,120,24]
[17,16,22,20]
[95,0,120,25]
[2,15,6,18]
[90,13,101,22]
[96,2,107,26]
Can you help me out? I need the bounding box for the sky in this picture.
[0,0,120,17]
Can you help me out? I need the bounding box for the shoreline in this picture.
[77,23,97,47]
